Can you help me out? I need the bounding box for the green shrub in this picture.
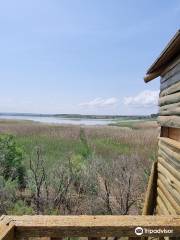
[0,134,26,188]
[7,200,34,215]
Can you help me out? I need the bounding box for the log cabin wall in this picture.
[156,55,180,215]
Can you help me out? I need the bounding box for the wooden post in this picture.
[142,161,158,215]
[0,222,15,240]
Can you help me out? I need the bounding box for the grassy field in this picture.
[0,119,159,215]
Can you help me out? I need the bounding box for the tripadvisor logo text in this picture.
[135,227,173,236]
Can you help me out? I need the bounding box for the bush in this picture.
[7,200,34,215]
[0,134,26,188]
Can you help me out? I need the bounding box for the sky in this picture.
[0,0,179,115]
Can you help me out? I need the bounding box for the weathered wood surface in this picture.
[159,137,180,150]
[167,127,180,141]
[161,57,180,83]
[142,161,157,215]
[160,81,180,97]
[157,136,180,217]
[159,102,180,116]
[158,169,180,206]
[158,116,180,128]
[157,159,180,191]
[157,177,180,214]
[0,221,15,240]
[157,186,176,215]
[160,71,180,91]
[144,69,163,82]
[158,147,180,170]
[3,215,180,238]
[158,138,180,164]
[157,186,175,215]
[156,195,169,215]
[159,92,180,106]
[158,157,180,182]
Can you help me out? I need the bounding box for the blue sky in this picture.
[0,0,179,115]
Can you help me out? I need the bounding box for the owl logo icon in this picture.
[135,227,144,236]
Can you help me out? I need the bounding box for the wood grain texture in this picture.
[144,69,163,82]
[161,54,180,76]
[158,148,180,170]
[159,102,180,116]
[161,58,180,83]
[160,72,180,91]
[0,222,15,240]
[158,157,180,181]
[159,92,180,106]
[168,128,180,141]
[158,138,180,166]
[160,81,180,97]
[157,178,180,214]
[158,170,180,206]
[158,116,180,128]
[157,191,173,216]
[159,137,180,150]
[142,161,157,215]
[157,161,180,192]
[4,215,180,238]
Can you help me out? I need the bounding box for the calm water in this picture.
[0,115,115,126]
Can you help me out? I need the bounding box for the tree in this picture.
[29,145,48,214]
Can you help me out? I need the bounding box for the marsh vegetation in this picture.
[0,120,158,215]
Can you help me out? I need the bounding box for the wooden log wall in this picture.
[156,55,180,215]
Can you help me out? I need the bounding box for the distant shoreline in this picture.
[0,114,158,127]
[0,112,158,120]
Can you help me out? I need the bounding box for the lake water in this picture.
[0,115,115,126]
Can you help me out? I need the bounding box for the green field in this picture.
[0,119,158,215]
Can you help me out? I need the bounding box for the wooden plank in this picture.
[160,81,180,97]
[158,139,180,163]
[168,128,180,141]
[158,148,180,170]
[157,161,180,192]
[160,72,180,91]
[161,58,180,83]
[159,102,180,116]
[159,92,180,106]
[156,194,170,215]
[7,215,180,238]
[159,137,180,150]
[161,53,180,77]
[142,161,157,215]
[0,222,15,240]
[158,157,180,182]
[158,170,180,205]
[161,127,180,141]
[144,69,163,82]
[158,116,180,128]
[157,178,180,214]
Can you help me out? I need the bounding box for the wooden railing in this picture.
[1,215,180,240]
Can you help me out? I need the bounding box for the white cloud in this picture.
[123,90,159,108]
[79,97,118,108]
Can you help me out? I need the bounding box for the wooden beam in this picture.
[144,69,163,82]
[159,92,180,107]
[142,161,157,215]
[7,215,180,238]
[0,222,15,240]
[160,81,180,97]
[158,116,180,128]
